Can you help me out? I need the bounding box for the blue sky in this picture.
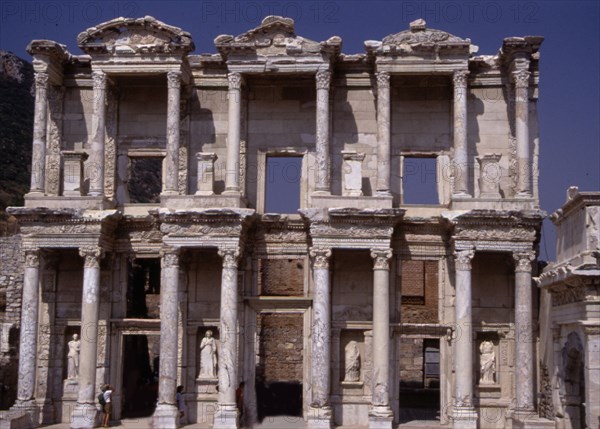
[1,0,598,261]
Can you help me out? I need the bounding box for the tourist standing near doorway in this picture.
[102,384,113,427]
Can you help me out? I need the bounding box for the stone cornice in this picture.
[550,189,600,225]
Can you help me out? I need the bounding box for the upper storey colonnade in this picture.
[24,16,543,213]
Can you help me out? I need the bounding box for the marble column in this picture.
[164,71,181,195]
[308,247,332,428]
[71,246,104,429]
[214,249,240,429]
[452,70,470,198]
[225,72,242,194]
[12,249,41,422]
[152,247,181,429]
[376,71,391,196]
[88,71,107,197]
[315,70,331,194]
[513,70,531,198]
[369,249,394,428]
[30,72,48,194]
[583,325,600,429]
[513,251,535,412]
[452,249,478,428]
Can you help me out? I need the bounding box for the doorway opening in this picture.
[398,338,440,423]
[126,258,161,319]
[121,334,159,418]
[255,313,303,421]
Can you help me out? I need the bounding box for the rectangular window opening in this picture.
[265,156,302,214]
[128,157,162,203]
[402,157,438,205]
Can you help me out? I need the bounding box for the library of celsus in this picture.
[2,14,598,429]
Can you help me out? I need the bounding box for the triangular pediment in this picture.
[77,16,194,56]
[215,16,341,59]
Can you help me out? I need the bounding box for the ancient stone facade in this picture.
[0,15,563,429]
[538,188,600,429]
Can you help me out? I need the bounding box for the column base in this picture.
[451,405,478,429]
[213,403,238,429]
[375,190,391,197]
[512,410,554,428]
[8,400,40,428]
[70,403,98,429]
[151,403,180,429]
[515,191,533,199]
[368,406,394,429]
[306,405,332,429]
[452,192,473,199]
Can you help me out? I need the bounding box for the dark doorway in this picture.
[256,381,302,421]
[126,258,161,318]
[121,335,158,418]
[398,338,440,423]
[255,313,304,421]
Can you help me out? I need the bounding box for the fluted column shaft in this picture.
[72,246,104,429]
[370,249,394,419]
[158,248,180,405]
[376,72,391,195]
[452,249,477,426]
[452,70,470,197]
[514,251,535,411]
[164,71,181,194]
[225,73,242,193]
[310,247,332,408]
[315,70,331,194]
[513,70,531,198]
[89,71,106,197]
[16,249,41,403]
[30,73,48,194]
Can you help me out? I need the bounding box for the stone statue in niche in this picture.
[67,334,81,380]
[199,330,218,378]
[479,340,496,384]
[344,340,361,382]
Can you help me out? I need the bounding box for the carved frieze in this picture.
[454,226,536,242]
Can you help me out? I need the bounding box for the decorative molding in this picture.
[92,71,107,89]
[161,247,181,268]
[34,72,49,89]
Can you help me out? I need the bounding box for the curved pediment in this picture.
[215,15,341,59]
[365,19,471,58]
[77,16,194,56]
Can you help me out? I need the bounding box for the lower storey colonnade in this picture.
[10,242,540,429]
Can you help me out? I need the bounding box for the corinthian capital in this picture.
[512,69,530,88]
[454,249,475,271]
[92,71,107,89]
[79,246,105,268]
[514,250,535,273]
[452,70,469,88]
[161,247,181,268]
[24,249,41,268]
[371,248,393,270]
[316,70,331,90]
[34,72,48,90]
[218,248,240,269]
[228,72,243,90]
[310,247,331,269]
[376,71,390,89]
[167,71,182,89]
